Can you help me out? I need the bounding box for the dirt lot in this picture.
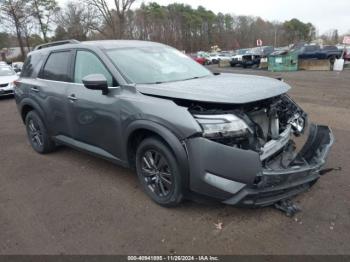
[0,67,349,255]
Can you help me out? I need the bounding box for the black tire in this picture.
[135,137,183,207]
[328,55,336,64]
[25,111,56,154]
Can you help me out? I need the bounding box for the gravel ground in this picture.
[0,67,349,255]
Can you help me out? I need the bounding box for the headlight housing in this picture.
[289,113,306,134]
[194,114,250,138]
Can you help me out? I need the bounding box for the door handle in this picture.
[68,94,78,101]
[30,87,40,92]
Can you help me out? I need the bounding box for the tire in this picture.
[328,56,336,64]
[135,137,183,207]
[25,111,56,154]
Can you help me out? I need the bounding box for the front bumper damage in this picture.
[185,124,334,207]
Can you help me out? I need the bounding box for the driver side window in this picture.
[74,50,114,87]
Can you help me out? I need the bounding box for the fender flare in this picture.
[18,98,50,130]
[124,120,190,190]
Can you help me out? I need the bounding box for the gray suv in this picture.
[15,40,334,208]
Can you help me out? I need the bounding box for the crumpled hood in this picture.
[136,73,291,104]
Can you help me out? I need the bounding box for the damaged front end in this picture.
[183,94,334,207]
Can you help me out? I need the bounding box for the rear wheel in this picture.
[135,137,183,207]
[25,111,55,154]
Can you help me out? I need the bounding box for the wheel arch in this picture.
[19,98,46,124]
[125,120,190,189]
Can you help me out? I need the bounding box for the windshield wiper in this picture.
[182,75,210,81]
[145,75,209,85]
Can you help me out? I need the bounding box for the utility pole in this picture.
[274,28,277,47]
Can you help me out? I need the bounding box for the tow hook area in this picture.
[274,199,301,217]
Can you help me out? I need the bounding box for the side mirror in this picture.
[82,74,109,95]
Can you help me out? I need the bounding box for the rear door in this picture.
[37,50,75,137]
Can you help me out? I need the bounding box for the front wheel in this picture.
[135,137,183,207]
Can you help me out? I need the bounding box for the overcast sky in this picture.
[59,0,350,35]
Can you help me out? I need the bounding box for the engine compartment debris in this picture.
[274,199,301,217]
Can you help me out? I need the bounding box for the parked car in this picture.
[218,53,233,62]
[15,40,333,208]
[188,54,208,65]
[251,46,275,57]
[208,53,233,64]
[232,53,262,68]
[208,53,221,64]
[0,65,18,97]
[230,48,250,67]
[12,61,24,73]
[231,49,262,68]
[197,51,211,63]
[293,44,342,63]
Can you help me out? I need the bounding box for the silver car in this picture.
[0,66,18,97]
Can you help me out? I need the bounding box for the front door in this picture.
[66,50,123,160]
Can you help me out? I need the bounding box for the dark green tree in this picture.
[28,0,59,42]
[0,0,29,59]
[283,18,315,43]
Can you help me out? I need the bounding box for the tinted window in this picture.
[41,51,72,82]
[305,46,318,52]
[74,51,114,87]
[22,53,44,78]
[323,46,337,51]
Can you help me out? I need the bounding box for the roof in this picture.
[31,40,167,55]
[81,40,166,49]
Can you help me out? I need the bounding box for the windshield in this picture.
[106,46,211,84]
[0,67,15,76]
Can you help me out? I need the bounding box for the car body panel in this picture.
[185,136,262,200]
[186,124,333,205]
[136,73,291,104]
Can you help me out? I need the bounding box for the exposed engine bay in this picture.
[183,94,308,169]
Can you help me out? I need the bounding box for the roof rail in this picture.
[34,39,80,50]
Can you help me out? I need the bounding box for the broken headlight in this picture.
[194,114,250,138]
[289,113,306,135]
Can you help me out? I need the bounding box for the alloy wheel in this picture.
[28,119,43,148]
[141,150,173,198]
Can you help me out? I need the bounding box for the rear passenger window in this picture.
[40,51,72,82]
[74,51,114,87]
[21,53,44,78]
[305,46,317,52]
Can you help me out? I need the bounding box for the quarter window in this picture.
[22,54,44,78]
[41,51,72,82]
[74,51,114,87]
